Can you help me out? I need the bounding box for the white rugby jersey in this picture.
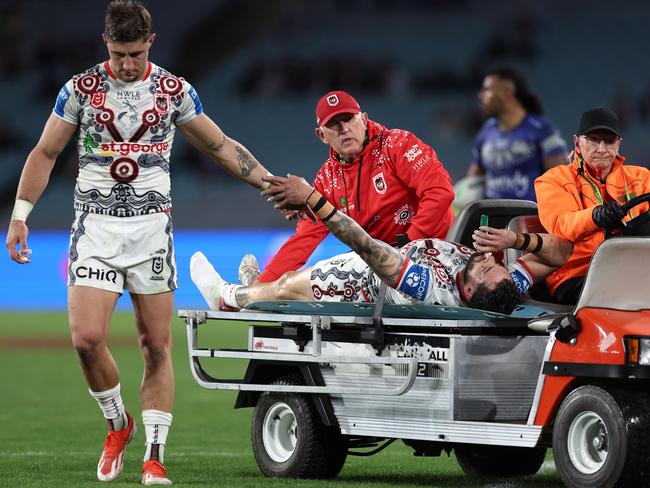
[386,238,533,307]
[53,61,203,217]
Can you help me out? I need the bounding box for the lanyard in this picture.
[578,157,634,218]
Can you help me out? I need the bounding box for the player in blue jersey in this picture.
[467,67,568,201]
[5,1,281,485]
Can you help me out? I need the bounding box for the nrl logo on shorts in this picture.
[154,94,170,114]
[91,92,106,109]
[152,256,164,274]
[327,94,339,106]
[372,172,387,194]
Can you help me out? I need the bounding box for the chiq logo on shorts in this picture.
[75,266,117,284]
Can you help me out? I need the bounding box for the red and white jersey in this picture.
[53,61,203,217]
[387,239,473,306]
[389,239,534,307]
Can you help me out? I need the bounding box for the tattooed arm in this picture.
[324,209,405,285]
[179,113,271,188]
[262,174,406,285]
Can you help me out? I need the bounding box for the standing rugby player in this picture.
[5,1,276,484]
[467,67,567,201]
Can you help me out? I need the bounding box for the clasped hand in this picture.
[261,174,315,213]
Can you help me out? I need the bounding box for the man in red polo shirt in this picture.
[242,91,455,285]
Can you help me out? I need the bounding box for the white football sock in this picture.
[142,409,172,464]
[89,383,128,431]
[190,251,224,310]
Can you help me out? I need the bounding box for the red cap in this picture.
[316,91,362,126]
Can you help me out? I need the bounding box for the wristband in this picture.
[11,199,33,222]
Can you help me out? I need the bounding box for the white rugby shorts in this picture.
[68,211,177,294]
[309,252,379,302]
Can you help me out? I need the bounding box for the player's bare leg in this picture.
[234,269,314,305]
[69,285,121,389]
[131,291,174,485]
[68,285,135,481]
[191,251,313,310]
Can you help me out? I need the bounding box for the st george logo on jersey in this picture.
[155,94,170,114]
[373,172,387,194]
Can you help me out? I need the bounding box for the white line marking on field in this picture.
[0,450,248,458]
[173,451,249,457]
[2,451,48,457]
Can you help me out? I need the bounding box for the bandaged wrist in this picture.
[306,190,337,221]
[513,233,543,253]
[11,199,33,222]
[306,189,323,207]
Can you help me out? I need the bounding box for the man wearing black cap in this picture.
[248,90,455,284]
[535,107,650,304]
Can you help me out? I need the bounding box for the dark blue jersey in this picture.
[473,114,566,201]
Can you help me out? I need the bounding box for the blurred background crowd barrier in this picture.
[2,0,649,308]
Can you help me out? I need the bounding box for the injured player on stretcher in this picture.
[191,175,572,315]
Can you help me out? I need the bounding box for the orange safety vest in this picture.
[534,154,650,295]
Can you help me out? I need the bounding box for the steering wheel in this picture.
[619,192,650,236]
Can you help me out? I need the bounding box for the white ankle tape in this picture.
[222,283,241,308]
[142,409,172,462]
[89,383,126,422]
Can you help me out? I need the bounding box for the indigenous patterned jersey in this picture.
[473,114,566,201]
[310,238,533,307]
[53,61,203,217]
[390,239,533,306]
[388,239,473,306]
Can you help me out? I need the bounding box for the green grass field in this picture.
[0,312,563,487]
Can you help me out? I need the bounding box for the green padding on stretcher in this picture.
[245,301,553,320]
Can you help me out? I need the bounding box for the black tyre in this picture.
[553,385,650,488]
[455,444,547,477]
[251,375,347,479]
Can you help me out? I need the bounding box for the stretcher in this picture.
[179,197,650,487]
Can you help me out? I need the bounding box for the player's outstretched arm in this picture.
[179,113,271,189]
[262,174,406,285]
[6,114,76,264]
[472,226,573,281]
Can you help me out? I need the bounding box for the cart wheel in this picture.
[455,444,546,477]
[251,375,347,479]
[553,385,650,488]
